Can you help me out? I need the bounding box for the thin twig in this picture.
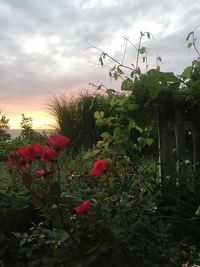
[135,32,143,71]
[192,32,200,56]
[121,36,128,64]
[88,45,135,71]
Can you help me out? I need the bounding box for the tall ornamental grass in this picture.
[48,91,110,152]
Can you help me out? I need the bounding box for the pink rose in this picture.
[34,167,46,177]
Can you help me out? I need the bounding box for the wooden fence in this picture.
[158,99,200,188]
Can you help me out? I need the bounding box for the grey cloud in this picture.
[0,0,200,104]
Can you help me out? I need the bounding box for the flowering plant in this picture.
[5,133,187,267]
[6,134,108,226]
[48,134,70,150]
[75,199,91,214]
[89,159,107,177]
[6,134,71,215]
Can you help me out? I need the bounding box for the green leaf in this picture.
[117,66,124,75]
[106,88,116,95]
[99,56,103,66]
[96,118,105,127]
[146,32,150,39]
[147,138,153,146]
[136,67,141,75]
[187,42,192,48]
[139,47,146,54]
[121,78,134,91]
[140,74,162,99]
[130,70,135,78]
[156,56,162,62]
[133,110,152,129]
[94,111,104,120]
[127,103,140,111]
[94,111,105,127]
[182,66,192,79]
[113,127,122,139]
[196,206,200,216]
[113,72,119,80]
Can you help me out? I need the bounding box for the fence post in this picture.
[158,99,176,191]
[192,107,200,176]
[174,107,186,182]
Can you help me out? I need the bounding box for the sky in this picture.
[0,0,200,129]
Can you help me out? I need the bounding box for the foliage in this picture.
[19,113,48,144]
[0,111,11,142]
[90,90,155,160]
[0,162,41,265]
[0,114,48,163]
[0,112,11,161]
[0,132,198,266]
[20,114,35,138]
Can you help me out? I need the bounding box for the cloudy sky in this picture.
[0,0,199,128]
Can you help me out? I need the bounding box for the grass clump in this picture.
[48,91,110,153]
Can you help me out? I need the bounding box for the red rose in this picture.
[89,159,106,177]
[29,143,45,157]
[17,145,35,162]
[75,200,90,215]
[6,157,14,166]
[20,164,29,171]
[41,146,57,161]
[49,134,70,150]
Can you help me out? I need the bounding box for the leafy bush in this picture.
[1,134,199,266]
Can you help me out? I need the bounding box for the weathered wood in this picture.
[158,98,200,190]
[192,129,198,172]
[158,100,176,189]
[192,108,200,176]
[174,108,186,181]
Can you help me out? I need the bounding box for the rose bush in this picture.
[4,133,200,267]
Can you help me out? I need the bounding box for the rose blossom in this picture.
[75,200,90,215]
[17,145,36,162]
[6,157,14,166]
[89,159,107,177]
[29,143,45,158]
[49,134,70,150]
[41,146,57,161]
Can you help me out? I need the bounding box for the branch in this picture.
[88,44,135,71]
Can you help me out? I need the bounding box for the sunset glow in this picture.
[8,111,55,129]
